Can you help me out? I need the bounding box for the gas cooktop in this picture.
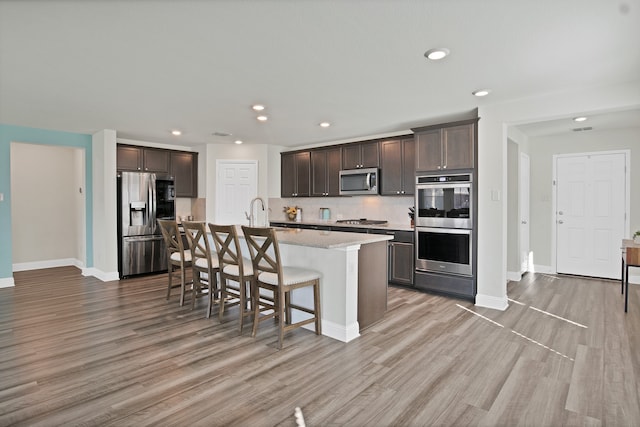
[335,219,388,225]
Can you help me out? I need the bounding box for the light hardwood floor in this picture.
[1,267,639,426]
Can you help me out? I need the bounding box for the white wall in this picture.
[507,140,520,275]
[91,130,119,281]
[528,127,640,269]
[10,142,84,267]
[477,80,640,310]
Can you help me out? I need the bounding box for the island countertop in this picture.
[271,227,393,249]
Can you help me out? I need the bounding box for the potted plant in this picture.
[634,230,640,244]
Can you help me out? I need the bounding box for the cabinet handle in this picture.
[396,191,400,194]
[437,166,441,169]
[443,165,447,169]
[401,191,405,194]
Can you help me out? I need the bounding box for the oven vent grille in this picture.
[572,126,593,132]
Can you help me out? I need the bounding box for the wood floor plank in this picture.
[1,266,639,425]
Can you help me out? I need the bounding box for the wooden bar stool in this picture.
[157,219,192,307]
[625,247,640,312]
[242,226,322,349]
[209,224,255,334]
[182,221,220,316]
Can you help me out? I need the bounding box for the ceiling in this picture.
[1,1,639,148]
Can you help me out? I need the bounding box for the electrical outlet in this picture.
[0,193,3,202]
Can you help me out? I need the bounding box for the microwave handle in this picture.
[366,172,372,189]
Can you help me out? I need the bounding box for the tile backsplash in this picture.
[269,195,414,225]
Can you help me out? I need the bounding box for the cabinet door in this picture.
[342,144,361,169]
[360,141,380,168]
[294,151,311,197]
[380,139,403,195]
[415,129,442,172]
[170,151,197,198]
[443,123,474,170]
[281,153,296,197]
[143,148,170,173]
[401,138,415,195]
[326,147,341,196]
[390,242,414,285]
[117,145,142,171]
[311,150,328,197]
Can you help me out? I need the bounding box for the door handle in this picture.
[521,220,527,224]
[558,211,564,215]
[558,220,564,224]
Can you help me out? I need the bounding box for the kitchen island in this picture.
[260,228,393,343]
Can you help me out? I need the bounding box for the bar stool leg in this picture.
[625,264,630,312]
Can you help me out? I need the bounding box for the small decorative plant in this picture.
[284,206,298,220]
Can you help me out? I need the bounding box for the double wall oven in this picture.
[415,173,473,277]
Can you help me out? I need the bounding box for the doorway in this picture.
[519,153,531,274]
[555,151,628,279]
[215,160,258,225]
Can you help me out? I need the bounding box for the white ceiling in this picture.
[1,1,639,148]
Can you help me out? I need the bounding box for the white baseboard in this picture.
[507,271,522,282]
[12,258,83,272]
[82,268,120,282]
[475,293,508,311]
[532,264,555,274]
[314,319,360,343]
[0,277,15,288]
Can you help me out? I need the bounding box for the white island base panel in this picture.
[277,242,361,343]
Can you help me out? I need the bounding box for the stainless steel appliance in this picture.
[335,219,388,225]
[339,168,379,195]
[117,172,176,277]
[415,172,473,277]
[415,227,472,276]
[415,173,472,228]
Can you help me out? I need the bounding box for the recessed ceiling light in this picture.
[573,116,587,122]
[171,130,182,136]
[472,89,491,97]
[424,48,450,60]
[252,104,265,111]
[257,115,268,121]
[234,140,243,145]
[319,122,331,128]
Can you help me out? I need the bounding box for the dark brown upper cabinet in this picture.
[380,137,415,195]
[311,147,341,197]
[170,151,198,198]
[414,120,476,172]
[341,141,379,169]
[281,151,310,197]
[117,145,169,173]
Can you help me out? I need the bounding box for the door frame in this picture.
[551,149,630,274]
[519,152,530,275]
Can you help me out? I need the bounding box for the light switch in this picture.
[0,193,3,202]
[491,189,501,201]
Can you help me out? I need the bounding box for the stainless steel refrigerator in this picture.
[117,172,176,277]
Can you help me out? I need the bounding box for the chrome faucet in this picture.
[246,197,266,226]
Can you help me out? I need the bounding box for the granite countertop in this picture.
[268,219,415,232]
[272,227,393,249]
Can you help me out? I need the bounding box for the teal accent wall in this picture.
[0,124,93,279]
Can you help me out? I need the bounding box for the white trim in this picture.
[12,258,83,272]
[630,273,640,285]
[533,264,555,274]
[0,277,15,288]
[316,319,360,343]
[82,268,120,282]
[475,293,508,311]
[507,271,522,282]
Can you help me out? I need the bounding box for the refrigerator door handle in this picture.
[150,173,157,234]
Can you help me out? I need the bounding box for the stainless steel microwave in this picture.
[339,168,379,195]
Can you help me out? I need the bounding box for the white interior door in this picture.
[556,153,626,279]
[519,153,530,274]
[215,160,258,225]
